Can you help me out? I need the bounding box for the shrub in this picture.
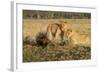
[36,31,50,48]
[23,36,36,46]
[23,36,30,45]
[23,46,33,62]
[60,39,72,46]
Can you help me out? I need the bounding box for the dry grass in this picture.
[23,19,90,38]
[23,19,91,62]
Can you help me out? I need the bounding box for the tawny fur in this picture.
[46,20,68,43]
[65,29,90,46]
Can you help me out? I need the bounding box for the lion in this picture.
[65,29,91,46]
[46,23,60,43]
[46,20,68,43]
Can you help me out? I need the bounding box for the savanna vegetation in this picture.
[23,10,91,62]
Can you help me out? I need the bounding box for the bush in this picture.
[23,36,36,46]
[36,31,50,48]
[60,39,72,46]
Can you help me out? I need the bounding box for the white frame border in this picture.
[11,1,97,72]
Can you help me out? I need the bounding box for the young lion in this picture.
[46,20,68,43]
[46,23,60,42]
[65,29,90,46]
